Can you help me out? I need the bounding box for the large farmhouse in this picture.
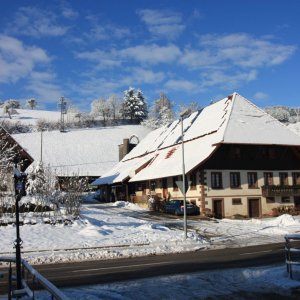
[92,93,300,218]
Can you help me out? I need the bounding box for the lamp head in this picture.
[180,109,191,118]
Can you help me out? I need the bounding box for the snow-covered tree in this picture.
[27,98,37,110]
[108,94,122,120]
[6,99,21,109]
[2,101,19,119]
[178,101,201,117]
[26,161,47,195]
[265,106,290,123]
[142,92,174,129]
[0,131,16,193]
[121,87,148,122]
[91,98,111,124]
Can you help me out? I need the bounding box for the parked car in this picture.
[162,199,200,215]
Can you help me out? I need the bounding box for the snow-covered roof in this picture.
[94,93,300,185]
[13,126,151,177]
[0,126,34,170]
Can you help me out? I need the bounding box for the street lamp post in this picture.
[180,109,191,240]
[13,163,27,290]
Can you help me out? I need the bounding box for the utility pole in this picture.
[59,97,67,132]
[180,109,191,240]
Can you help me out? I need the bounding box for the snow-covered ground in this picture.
[43,264,300,299]
[1,201,300,265]
[2,201,300,299]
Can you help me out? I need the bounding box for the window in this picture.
[232,198,242,205]
[230,172,241,188]
[266,197,275,203]
[140,182,147,195]
[173,176,178,191]
[292,172,300,185]
[264,172,273,186]
[150,180,156,191]
[211,172,223,189]
[281,197,290,203]
[279,172,289,186]
[162,178,168,189]
[248,172,258,188]
[190,172,197,190]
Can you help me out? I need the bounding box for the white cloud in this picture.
[84,15,131,41]
[254,92,269,100]
[6,6,69,37]
[26,79,63,103]
[75,49,122,69]
[137,9,185,39]
[120,44,181,64]
[201,70,257,90]
[164,79,198,92]
[60,2,79,19]
[122,68,165,85]
[180,49,221,69]
[0,35,50,83]
[76,44,181,67]
[199,33,297,68]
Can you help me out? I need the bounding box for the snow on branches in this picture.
[121,87,148,122]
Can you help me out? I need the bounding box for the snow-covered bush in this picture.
[57,176,87,217]
[25,162,59,215]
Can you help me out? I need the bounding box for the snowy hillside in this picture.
[0,108,61,125]
[13,126,151,176]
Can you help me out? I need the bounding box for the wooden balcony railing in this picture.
[262,185,300,197]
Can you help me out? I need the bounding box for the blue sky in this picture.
[0,0,299,111]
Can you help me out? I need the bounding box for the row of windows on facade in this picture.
[211,172,300,189]
[136,172,300,192]
[231,196,296,205]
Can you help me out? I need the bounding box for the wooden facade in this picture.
[121,144,300,218]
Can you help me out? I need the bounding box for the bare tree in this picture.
[108,94,122,120]
[27,98,37,110]
[91,98,111,125]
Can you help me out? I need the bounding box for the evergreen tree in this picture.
[26,161,46,195]
[122,87,148,122]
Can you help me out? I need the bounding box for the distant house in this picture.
[0,126,33,194]
[92,93,300,218]
[13,126,151,189]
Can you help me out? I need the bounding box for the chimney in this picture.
[119,138,130,161]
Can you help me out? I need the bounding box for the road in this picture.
[0,242,285,294]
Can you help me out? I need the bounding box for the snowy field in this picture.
[1,201,300,265]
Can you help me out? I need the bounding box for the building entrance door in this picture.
[248,198,260,218]
[213,199,223,219]
[294,196,300,211]
[162,178,168,199]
